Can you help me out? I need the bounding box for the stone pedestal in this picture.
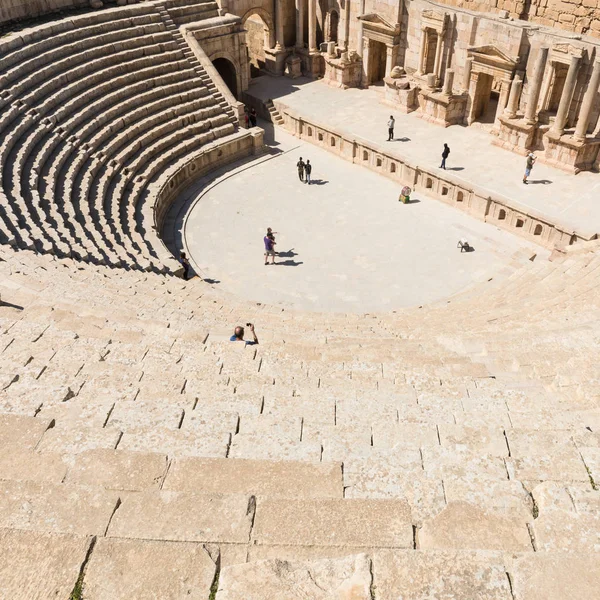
[264,47,288,76]
[322,52,362,88]
[297,48,325,78]
[285,55,303,79]
[542,131,600,173]
[417,89,467,127]
[493,116,536,154]
[383,77,419,113]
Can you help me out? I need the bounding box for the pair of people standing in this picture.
[296,157,313,184]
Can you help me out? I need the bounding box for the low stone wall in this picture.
[274,103,596,248]
[153,128,264,274]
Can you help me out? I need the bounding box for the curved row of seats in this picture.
[0,243,599,597]
[0,0,235,271]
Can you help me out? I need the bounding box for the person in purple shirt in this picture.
[264,229,276,265]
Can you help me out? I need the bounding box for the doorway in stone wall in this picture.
[368,39,387,85]
[472,72,495,123]
[243,12,272,78]
[213,57,238,98]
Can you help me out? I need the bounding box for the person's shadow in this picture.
[529,179,552,185]
[277,249,298,258]
[0,299,23,310]
[309,179,328,185]
[447,167,464,171]
[275,260,303,266]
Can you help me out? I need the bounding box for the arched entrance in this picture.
[241,9,274,79]
[212,57,238,98]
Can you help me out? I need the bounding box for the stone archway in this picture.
[212,57,239,98]
[241,8,278,78]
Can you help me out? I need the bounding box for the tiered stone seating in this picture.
[164,0,221,25]
[0,242,599,597]
[0,2,238,272]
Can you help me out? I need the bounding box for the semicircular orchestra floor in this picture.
[183,126,543,313]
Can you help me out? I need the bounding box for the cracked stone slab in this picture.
[84,538,216,600]
[252,498,412,548]
[506,429,578,456]
[506,450,590,483]
[418,502,533,551]
[443,479,534,519]
[530,482,576,513]
[36,398,116,428]
[228,433,322,462]
[106,400,184,431]
[422,446,509,481]
[216,553,372,600]
[344,468,445,524]
[509,552,600,599]
[531,510,600,552]
[373,549,513,600]
[0,480,120,535]
[0,529,92,599]
[0,414,52,452]
[0,450,68,484]
[118,427,230,458]
[579,447,600,487]
[107,490,253,543]
[65,449,168,491]
[36,423,122,454]
[438,425,509,456]
[371,422,439,449]
[163,457,343,498]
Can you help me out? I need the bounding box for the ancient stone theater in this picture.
[0,0,599,597]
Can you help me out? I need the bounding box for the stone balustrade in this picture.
[274,104,594,248]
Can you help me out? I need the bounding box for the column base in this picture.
[296,47,325,78]
[492,116,537,155]
[416,88,467,127]
[382,76,419,113]
[322,50,362,88]
[541,131,600,174]
[264,47,289,76]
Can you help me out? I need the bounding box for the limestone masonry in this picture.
[0,0,599,597]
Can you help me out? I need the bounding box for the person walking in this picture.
[179,251,191,280]
[304,159,312,184]
[243,107,250,129]
[296,157,305,182]
[523,152,536,184]
[249,107,257,127]
[264,230,276,265]
[387,115,395,141]
[440,143,450,169]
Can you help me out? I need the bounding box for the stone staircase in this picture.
[265,99,285,125]
[0,241,599,597]
[0,1,245,274]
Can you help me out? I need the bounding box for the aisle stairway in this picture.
[0,1,242,274]
[0,241,599,598]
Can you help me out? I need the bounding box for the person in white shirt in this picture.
[387,115,395,141]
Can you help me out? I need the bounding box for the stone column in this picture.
[385,45,394,78]
[442,69,454,96]
[308,0,317,52]
[494,77,511,125]
[275,0,285,51]
[462,57,473,93]
[503,75,523,119]
[295,0,304,49]
[574,60,600,141]
[550,55,581,136]
[524,47,549,124]
[417,29,428,75]
[357,0,366,57]
[433,31,444,83]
